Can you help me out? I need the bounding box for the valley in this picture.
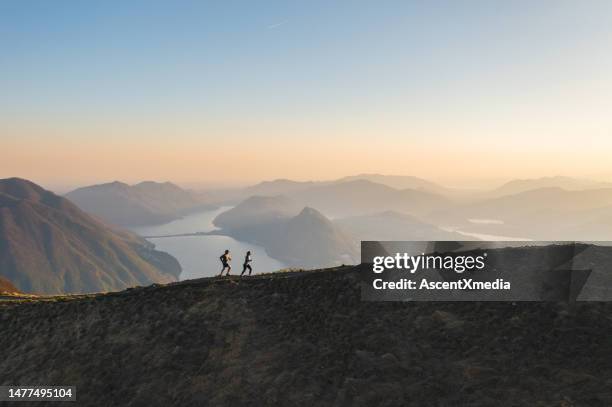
[129,207,287,280]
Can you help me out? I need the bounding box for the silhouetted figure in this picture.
[219,249,231,276]
[241,251,253,276]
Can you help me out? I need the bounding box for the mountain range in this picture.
[214,175,612,263]
[335,173,446,192]
[0,178,181,294]
[245,174,447,195]
[65,174,612,229]
[66,181,216,227]
[245,174,612,202]
[212,196,466,268]
[6,173,612,295]
[288,179,450,218]
[432,186,612,240]
[493,176,612,197]
[245,176,453,216]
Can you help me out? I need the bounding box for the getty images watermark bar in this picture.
[360,241,612,301]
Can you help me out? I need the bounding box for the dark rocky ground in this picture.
[1,266,612,406]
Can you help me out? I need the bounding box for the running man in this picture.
[241,251,253,276]
[219,249,232,276]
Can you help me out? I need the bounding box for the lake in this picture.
[130,207,286,280]
[130,206,230,236]
[440,225,533,241]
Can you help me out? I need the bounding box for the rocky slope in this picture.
[1,267,611,406]
[0,178,181,294]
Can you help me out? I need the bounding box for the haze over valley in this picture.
[4,173,612,295]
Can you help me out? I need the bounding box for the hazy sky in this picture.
[2,0,612,190]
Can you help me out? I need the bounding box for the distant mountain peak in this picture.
[2,177,40,185]
[213,194,302,230]
[289,207,338,235]
[334,174,445,192]
[244,194,292,203]
[0,177,48,199]
[135,180,177,187]
[297,206,327,219]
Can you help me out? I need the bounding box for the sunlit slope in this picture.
[0,178,181,294]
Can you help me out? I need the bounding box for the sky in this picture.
[1,0,612,190]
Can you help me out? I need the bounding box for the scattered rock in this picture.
[381,353,399,363]
[432,310,465,330]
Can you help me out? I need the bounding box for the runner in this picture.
[241,251,253,276]
[219,249,232,276]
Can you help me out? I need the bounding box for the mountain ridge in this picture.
[1,265,611,406]
[66,180,217,227]
[288,179,450,218]
[493,176,612,197]
[0,178,181,294]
